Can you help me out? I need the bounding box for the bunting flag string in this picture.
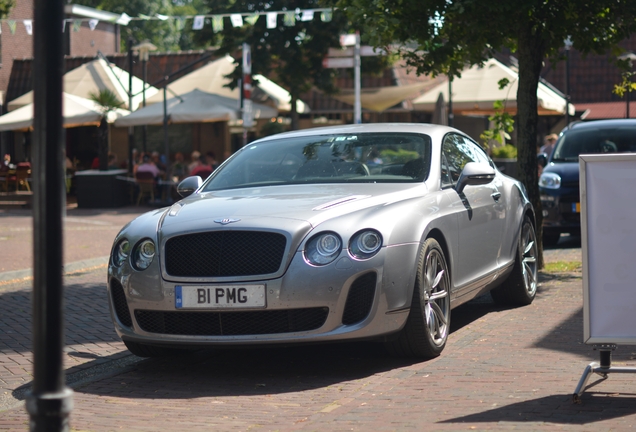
[0,7,338,37]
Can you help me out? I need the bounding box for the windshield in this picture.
[202,132,432,191]
[552,126,636,162]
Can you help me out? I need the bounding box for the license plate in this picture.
[572,202,580,213]
[175,285,266,309]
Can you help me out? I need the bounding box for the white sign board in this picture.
[580,153,636,344]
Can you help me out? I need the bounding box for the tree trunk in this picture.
[97,118,109,171]
[516,21,546,268]
[290,93,299,131]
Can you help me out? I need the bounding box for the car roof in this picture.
[251,123,464,144]
[566,119,636,131]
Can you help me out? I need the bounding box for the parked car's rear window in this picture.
[202,133,432,191]
[552,126,636,162]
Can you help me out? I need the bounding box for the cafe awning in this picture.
[145,55,309,114]
[7,58,157,112]
[412,58,575,116]
[328,82,430,112]
[0,92,129,132]
[114,89,277,127]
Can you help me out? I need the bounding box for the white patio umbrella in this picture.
[114,89,277,127]
[7,58,157,112]
[0,92,129,132]
[145,56,308,113]
[412,58,575,116]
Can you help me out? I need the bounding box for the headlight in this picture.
[539,172,561,189]
[132,239,156,270]
[112,239,130,267]
[304,232,342,266]
[349,230,383,259]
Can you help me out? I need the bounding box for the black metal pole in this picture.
[142,57,147,154]
[565,48,570,126]
[627,84,630,119]
[27,0,74,429]
[128,39,135,175]
[163,86,169,160]
[448,76,453,127]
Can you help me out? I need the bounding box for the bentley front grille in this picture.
[110,278,133,327]
[164,231,287,277]
[342,272,377,325]
[134,307,329,336]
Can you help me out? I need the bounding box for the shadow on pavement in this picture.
[440,393,636,425]
[0,276,120,357]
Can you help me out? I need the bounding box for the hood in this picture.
[160,183,426,234]
[543,161,580,183]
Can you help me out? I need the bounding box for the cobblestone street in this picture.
[0,207,634,431]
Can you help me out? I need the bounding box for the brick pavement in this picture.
[0,266,635,431]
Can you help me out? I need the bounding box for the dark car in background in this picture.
[539,119,636,245]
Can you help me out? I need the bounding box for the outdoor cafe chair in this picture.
[135,171,156,205]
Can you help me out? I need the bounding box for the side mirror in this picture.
[177,176,203,197]
[456,162,496,194]
[537,153,548,168]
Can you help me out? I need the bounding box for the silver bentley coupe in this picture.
[108,123,537,359]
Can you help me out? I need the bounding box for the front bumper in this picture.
[540,187,581,234]
[107,243,419,347]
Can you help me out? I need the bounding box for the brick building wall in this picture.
[0,0,33,105]
[539,35,636,104]
[68,20,119,57]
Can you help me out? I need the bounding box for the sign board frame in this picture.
[580,153,636,345]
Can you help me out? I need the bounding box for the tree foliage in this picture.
[197,0,387,129]
[0,0,14,18]
[332,0,636,265]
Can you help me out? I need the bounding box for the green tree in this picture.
[333,0,636,265]
[0,0,14,18]
[197,1,388,129]
[88,89,125,170]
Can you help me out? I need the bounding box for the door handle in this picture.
[491,191,502,201]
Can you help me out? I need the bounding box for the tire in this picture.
[124,340,186,358]
[385,238,451,359]
[491,216,538,306]
[542,230,561,247]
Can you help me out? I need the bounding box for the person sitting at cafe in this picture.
[136,154,163,178]
[189,154,213,179]
[107,153,120,170]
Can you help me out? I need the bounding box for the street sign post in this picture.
[323,34,386,124]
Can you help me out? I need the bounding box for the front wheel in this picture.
[385,238,451,359]
[491,216,538,306]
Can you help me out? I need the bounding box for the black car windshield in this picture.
[552,126,636,162]
[202,132,432,191]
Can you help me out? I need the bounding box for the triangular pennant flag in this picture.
[138,14,151,20]
[230,14,243,27]
[266,12,277,29]
[7,20,16,35]
[176,17,185,30]
[321,10,333,22]
[245,14,259,25]
[283,11,295,26]
[88,19,98,31]
[156,14,169,21]
[212,15,224,33]
[116,13,131,25]
[72,20,82,32]
[192,15,204,30]
[301,10,314,21]
[23,20,33,35]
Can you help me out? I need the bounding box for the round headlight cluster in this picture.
[349,230,383,259]
[112,239,130,267]
[539,172,561,189]
[132,239,156,270]
[304,232,342,266]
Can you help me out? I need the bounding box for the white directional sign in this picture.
[322,57,355,68]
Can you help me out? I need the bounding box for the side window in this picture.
[442,134,472,186]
